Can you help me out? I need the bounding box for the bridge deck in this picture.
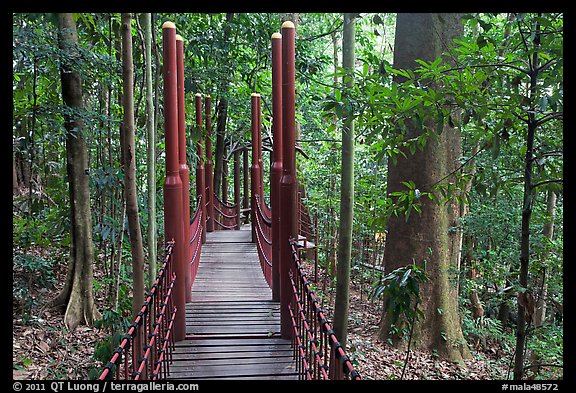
[169,226,298,380]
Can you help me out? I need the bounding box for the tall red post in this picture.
[279,21,297,339]
[250,93,261,243]
[162,21,186,342]
[176,34,192,303]
[195,94,207,244]
[256,95,264,198]
[270,32,283,302]
[204,95,215,232]
[243,147,249,217]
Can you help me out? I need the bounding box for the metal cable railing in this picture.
[189,195,204,285]
[99,197,205,380]
[99,241,177,380]
[213,193,239,229]
[288,240,361,380]
[254,194,272,287]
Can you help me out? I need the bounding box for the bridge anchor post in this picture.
[162,21,186,342]
[279,21,297,340]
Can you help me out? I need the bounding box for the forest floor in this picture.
[13,245,512,380]
[299,257,512,380]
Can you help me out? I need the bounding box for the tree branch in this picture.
[530,179,563,190]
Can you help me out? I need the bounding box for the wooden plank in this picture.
[169,363,298,379]
[168,227,296,380]
[175,336,289,345]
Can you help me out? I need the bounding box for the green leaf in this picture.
[399,268,412,287]
[21,357,33,368]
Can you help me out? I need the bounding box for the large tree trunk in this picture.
[50,13,100,329]
[333,13,356,350]
[121,13,146,319]
[378,13,471,362]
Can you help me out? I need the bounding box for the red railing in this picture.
[297,191,319,282]
[288,240,361,380]
[99,241,177,380]
[189,194,204,284]
[99,197,204,380]
[213,193,239,230]
[254,194,272,287]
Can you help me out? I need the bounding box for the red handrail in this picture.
[288,240,361,380]
[254,194,273,287]
[99,197,204,380]
[98,241,176,380]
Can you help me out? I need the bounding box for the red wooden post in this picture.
[256,94,264,198]
[250,93,261,243]
[270,32,282,302]
[176,34,192,303]
[243,147,249,220]
[279,21,298,339]
[205,95,215,232]
[195,93,207,244]
[234,149,241,230]
[162,21,186,342]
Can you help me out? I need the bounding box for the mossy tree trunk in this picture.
[378,13,471,363]
[121,13,146,319]
[50,12,100,329]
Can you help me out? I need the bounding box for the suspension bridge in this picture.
[98,21,360,381]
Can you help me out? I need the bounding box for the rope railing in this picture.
[288,240,361,380]
[213,192,239,229]
[99,241,177,380]
[297,192,319,282]
[189,194,204,285]
[254,194,272,287]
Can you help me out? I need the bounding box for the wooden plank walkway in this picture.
[169,226,298,380]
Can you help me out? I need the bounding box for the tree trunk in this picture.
[513,15,542,380]
[121,13,146,319]
[212,13,234,200]
[378,13,471,362]
[142,13,157,287]
[461,143,483,318]
[529,190,556,373]
[333,13,355,350]
[213,97,228,200]
[50,13,100,329]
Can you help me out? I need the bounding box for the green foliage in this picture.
[13,252,57,323]
[13,252,56,288]
[462,311,504,342]
[91,309,130,378]
[371,263,428,338]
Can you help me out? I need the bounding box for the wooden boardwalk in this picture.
[169,226,298,380]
